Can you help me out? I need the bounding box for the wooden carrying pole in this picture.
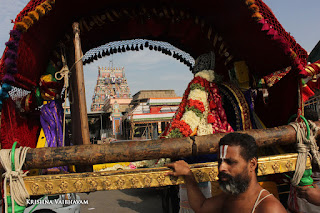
[70,22,90,146]
[4,121,320,171]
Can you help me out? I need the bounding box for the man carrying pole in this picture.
[166,133,286,213]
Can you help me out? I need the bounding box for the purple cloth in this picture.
[244,89,257,129]
[40,100,67,171]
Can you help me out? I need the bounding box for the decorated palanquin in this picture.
[0,0,320,212]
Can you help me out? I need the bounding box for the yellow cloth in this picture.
[29,129,47,176]
[36,129,46,148]
[234,61,250,89]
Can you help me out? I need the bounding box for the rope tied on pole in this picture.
[55,65,70,147]
[55,65,70,90]
[55,44,73,147]
[290,119,320,186]
[0,142,30,213]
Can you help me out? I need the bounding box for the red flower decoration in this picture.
[209,100,216,110]
[175,112,183,120]
[191,76,209,88]
[187,99,205,112]
[169,120,192,137]
[207,113,215,124]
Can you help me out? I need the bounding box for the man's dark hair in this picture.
[304,107,319,121]
[219,133,258,173]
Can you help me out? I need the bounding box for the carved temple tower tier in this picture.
[90,67,132,140]
[91,67,131,112]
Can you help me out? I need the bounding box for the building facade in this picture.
[123,90,182,140]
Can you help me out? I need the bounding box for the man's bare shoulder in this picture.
[255,194,286,213]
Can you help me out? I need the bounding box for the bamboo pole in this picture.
[2,121,320,171]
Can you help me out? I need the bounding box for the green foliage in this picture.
[168,128,183,138]
[190,83,205,91]
[185,106,203,118]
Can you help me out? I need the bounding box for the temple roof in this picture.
[132,90,178,102]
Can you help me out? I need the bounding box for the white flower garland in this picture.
[197,117,213,136]
[182,79,213,134]
[169,69,219,137]
[195,70,215,82]
[188,89,208,104]
[181,110,201,131]
[194,92,213,136]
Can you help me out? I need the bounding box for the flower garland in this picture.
[188,99,205,112]
[185,99,205,118]
[181,110,201,132]
[195,70,215,82]
[164,70,233,139]
[168,120,193,138]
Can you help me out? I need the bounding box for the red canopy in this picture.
[0,0,308,90]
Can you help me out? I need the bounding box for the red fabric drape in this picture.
[0,98,40,149]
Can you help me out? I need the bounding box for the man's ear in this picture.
[249,158,258,172]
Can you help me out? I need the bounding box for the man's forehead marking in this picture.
[220,145,228,160]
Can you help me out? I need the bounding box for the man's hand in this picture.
[296,183,320,206]
[165,160,192,177]
[166,160,213,212]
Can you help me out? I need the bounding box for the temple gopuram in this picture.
[91,66,131,112]
[89,66,132,141]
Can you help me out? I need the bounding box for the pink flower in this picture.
[129,163,136,169]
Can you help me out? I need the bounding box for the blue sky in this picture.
[1,0,320,111]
